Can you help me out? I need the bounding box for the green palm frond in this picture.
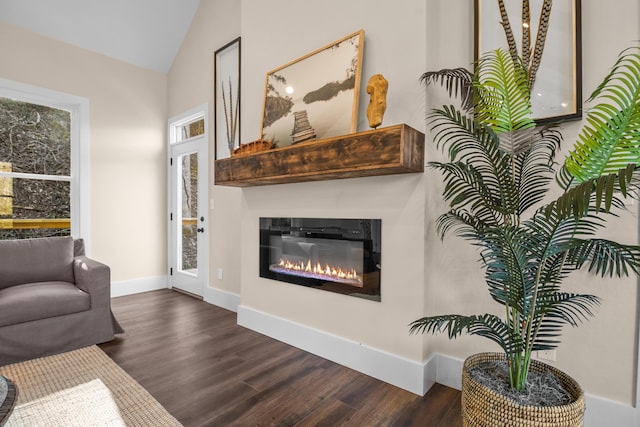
[547,165,639,220]
[567,238,640,277]
[430,162,493,208]
[555,162,575,189]
[429,105,498,161]
[474,49,535,134]
[421,67,474,112]
[529,292,601,351]
[429,161,507,224]
[479,227,537,314]
[526,210,604,259]
[513,127,562,213]
[434,210,492,241]
[565,46,640,183]
[535,290,601,327]
[537,253,572,286]
[523,210,619,283]
[478,212,611,320]
[429,106,519,222]
[527,314,564,351]
[409,314,514,354]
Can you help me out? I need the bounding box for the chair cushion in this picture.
[0,281,90,327]
[0,236,75,290]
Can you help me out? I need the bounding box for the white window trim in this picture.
[169,104,208,144]
[0,78,90,250]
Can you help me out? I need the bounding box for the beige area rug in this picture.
[0,346,182,426]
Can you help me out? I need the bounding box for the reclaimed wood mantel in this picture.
[214,124,425,187]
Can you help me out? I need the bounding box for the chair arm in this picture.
[73,255,111,304]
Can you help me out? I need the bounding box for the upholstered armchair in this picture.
[0,236,123,365]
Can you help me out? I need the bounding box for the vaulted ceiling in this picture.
[0,0,201,73]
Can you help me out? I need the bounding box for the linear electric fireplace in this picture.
[260,217,381,301]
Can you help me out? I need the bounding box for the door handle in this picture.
[197,227,204,233]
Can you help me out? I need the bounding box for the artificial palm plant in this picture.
[410,46,640,391]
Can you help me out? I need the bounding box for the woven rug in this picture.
[0,346,182,426]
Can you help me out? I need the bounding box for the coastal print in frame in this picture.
[214,37,241,159]
[475,0,582,122]
[260,30,364,147]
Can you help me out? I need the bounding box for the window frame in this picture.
[0,78,90,248]
[170,109,207,145]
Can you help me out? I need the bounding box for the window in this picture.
[173,116,205,143]
[0,79,89,242]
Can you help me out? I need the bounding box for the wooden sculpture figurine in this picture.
[366,74,388,129]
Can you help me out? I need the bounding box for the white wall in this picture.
[238,0,428,362]
[169,1,429,365]
[0,21,168,285]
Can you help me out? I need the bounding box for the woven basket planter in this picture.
[462,353,585,427]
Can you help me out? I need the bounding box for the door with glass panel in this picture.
[168,110,208,297]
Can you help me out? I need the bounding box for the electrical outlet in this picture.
[537,349,556,362]
[217,268,223,280]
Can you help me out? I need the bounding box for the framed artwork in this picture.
[260,30,364,147]
[474,0,582,122]
[214,37,241,159]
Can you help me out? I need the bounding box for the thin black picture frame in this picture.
[214,37,241,159]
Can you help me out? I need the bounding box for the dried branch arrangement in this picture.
[497,0,553,89]
[221,78,240,152]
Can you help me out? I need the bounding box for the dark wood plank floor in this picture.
[99,289,462,427]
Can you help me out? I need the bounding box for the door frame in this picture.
[167,104,209,296]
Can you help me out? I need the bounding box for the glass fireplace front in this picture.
[260,218,381,301]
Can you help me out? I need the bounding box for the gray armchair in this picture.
[0,236,123,365]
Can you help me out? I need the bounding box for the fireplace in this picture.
[260,217,381,301]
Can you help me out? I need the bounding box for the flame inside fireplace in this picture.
[269,258,363,287]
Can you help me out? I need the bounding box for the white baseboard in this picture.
[583,394,636,427]
[110,275,168,297]
[204,287,240,312]
[237,305,428,395]
[234,306,636,424]
[434,353,464,390]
